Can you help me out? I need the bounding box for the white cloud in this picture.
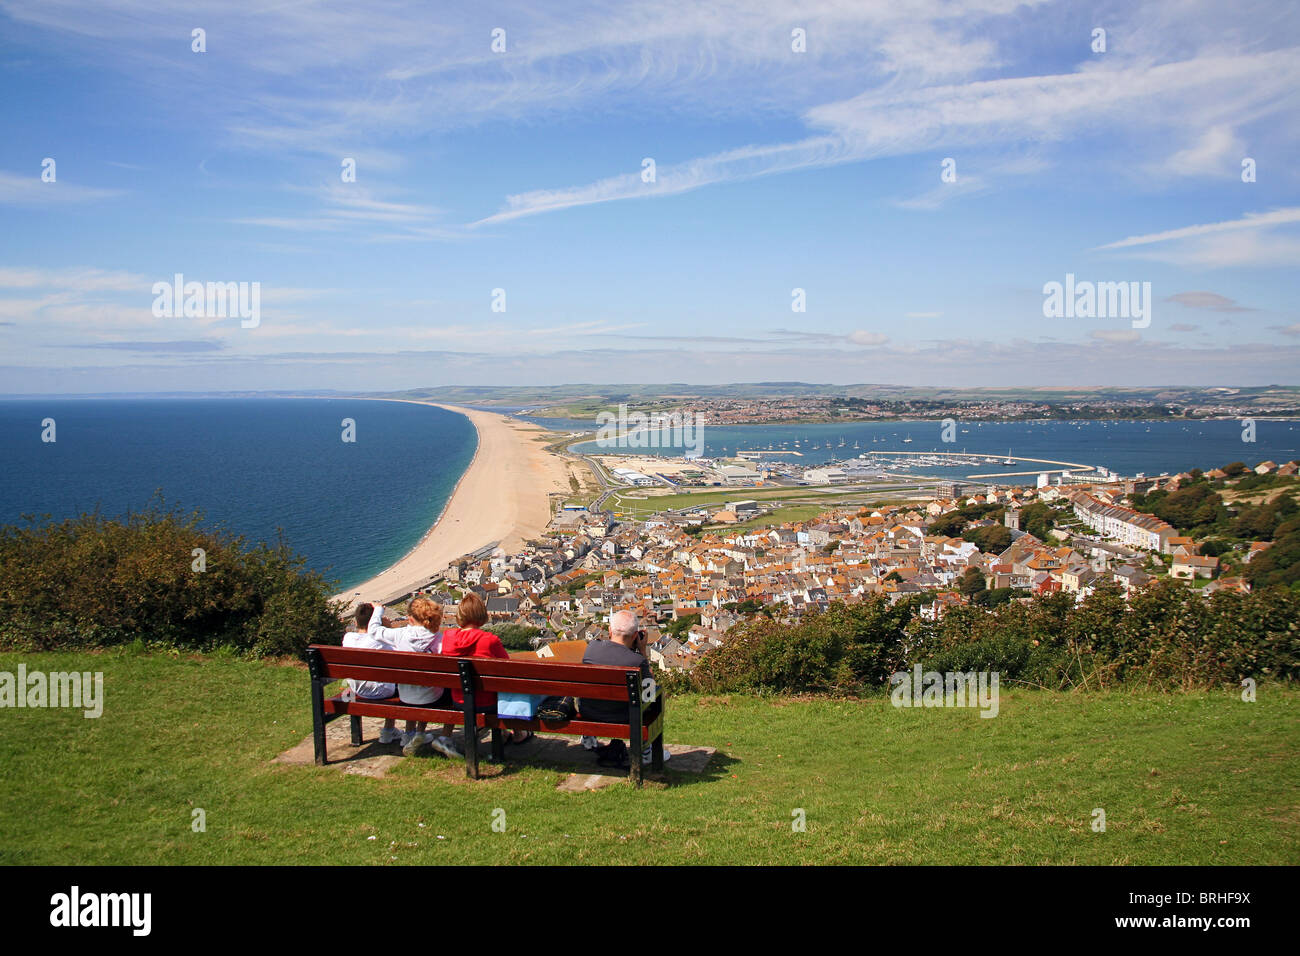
[1166,291,1254,312]
[0,266,147,292]
[1096,208,1300,250]
[8,0,1298,231]
[893,176,988,210]
[1160,125,1244,177]
[1096,209,1300,268]
[848,331,889,346]
[476,43,1300,225]
[1089,329,1142,343]
[0,170,121,204]
[474,136,846,226]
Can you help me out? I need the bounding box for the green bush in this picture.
[688,596,914,694]
[0,504,345,658]
[1244,530,1300,590]
[916,581,1299,689]
[682,581,1300,695]
[487,622,540,651]
[1018,501,1057,541]
[962,524,1012,553]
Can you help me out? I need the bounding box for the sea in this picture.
[2,402,1296,592]
[0,398,477,593]
[567,418,1300,483]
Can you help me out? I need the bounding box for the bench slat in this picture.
[320,665,634,700]
[463,657,636,684]
[326,695,657,741]
[315,646,461,671]
[316,663,462,687]
[459,675,634,700]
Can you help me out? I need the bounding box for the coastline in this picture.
[333,401,577,607]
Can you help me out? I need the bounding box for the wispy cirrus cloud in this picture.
[0,170,122,204]
[1096,208,1300,268]
[0,266,147,292]
[1097,208,1300,251]
[57,339,226,353]
[770,328,890,347]
[474,136,847,226]
[238,183,460,241]
[8,0,1297,234]
[0,0,1021,160]
[475,38,1300,225]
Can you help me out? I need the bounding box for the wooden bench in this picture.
[306,644,666,786]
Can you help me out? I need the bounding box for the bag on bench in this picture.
[497,692,546,720]
[536,695,578,721]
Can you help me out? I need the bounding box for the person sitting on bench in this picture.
[440,593,530,745]
[342,603,400,744]
[369,597,457,758]
[579,610,668,768]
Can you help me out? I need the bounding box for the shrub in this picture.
[963,524,1012,553]
[487,623,541,651]
[688,596,914,694]
[915,581,1299,690]
[0,503,345,658]
[1244,530,1300,590]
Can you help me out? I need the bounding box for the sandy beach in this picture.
[334,402,581,606]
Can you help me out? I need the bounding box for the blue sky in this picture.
[1,0,1299,393]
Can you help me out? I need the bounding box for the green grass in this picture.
[1,649,1297,865]
[720,503,831,530]
[608,484,921,516]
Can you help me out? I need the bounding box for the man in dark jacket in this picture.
[580,610,666,767]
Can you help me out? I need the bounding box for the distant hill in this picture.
[368,382,1300,409]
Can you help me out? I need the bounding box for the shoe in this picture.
[581,735,599,750]
[402,733,427,756]
[429,735,460,759]
[379,727,401,744]
[642,744,670,766]
[596,739,629,768]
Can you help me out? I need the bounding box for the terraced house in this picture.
[1068,491,1175,552]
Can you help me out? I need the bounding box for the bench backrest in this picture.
[307,645,647,702]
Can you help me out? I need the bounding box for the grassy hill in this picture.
[1,649,1296,865]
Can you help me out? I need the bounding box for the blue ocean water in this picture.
[571,418,1300,481]
[0,399,477,592]
[463,404,595,432]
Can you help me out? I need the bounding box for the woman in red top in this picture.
[441,593,531,744]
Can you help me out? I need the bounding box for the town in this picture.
[389,456,1299,671]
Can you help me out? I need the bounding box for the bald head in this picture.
[609,610,640,647]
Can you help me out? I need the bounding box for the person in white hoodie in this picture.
[368,598,458,758]
[342,603,401,743]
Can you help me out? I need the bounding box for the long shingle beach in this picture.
[334,402,576,606]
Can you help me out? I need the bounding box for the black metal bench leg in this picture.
[350,715,363,746]
[627,671,643,788]
[464,722,479,778]
[459,660,479,779]
[311,678,328,766]
[651,696,665,772]
[491,727,504,763]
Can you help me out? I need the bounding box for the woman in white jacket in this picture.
[368,598,458,758]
